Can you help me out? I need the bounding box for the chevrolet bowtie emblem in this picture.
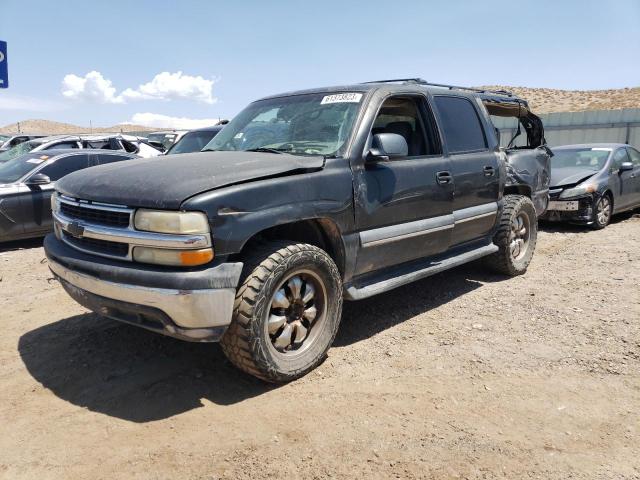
[66,221,85,238]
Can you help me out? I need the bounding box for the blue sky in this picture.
[0,0,638,128]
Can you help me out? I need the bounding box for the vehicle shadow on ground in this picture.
[18,261,506,422]
[0,237,43,253]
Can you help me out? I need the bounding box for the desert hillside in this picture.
[480,86,640,114]
[0,119,157,135]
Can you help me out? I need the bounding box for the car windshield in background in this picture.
[551,148,611,170]
[168,130,219,154]
[203,92,363,156]
[0,154,44,184]
[0,141,38,162]
[148,133,178,149]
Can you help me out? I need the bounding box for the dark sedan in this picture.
[542,143,640,229]
[0,149,138,242]
[164,125,223,155]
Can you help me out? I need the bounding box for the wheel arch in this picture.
[233,218,347,275]
[503,184,532,198]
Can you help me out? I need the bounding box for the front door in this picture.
[611,147,635,210]
[431,95,500,246]
[20,154,90,236]
[352,95,454,276]
[625,147,640,208]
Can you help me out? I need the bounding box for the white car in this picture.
[0,134,162,162]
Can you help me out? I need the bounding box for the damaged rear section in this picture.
[482,95,552,216]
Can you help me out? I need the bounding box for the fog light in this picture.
[133,247,214,266]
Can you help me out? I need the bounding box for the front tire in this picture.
[488,195,537,276]
[220,241,343,383]
[591,194,612,230]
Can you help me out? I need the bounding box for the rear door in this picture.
[20,153,90,235]
[431,95,500,246]
[352,94,454,276]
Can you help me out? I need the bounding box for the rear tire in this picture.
[487,195,537,276]
[220,241,342,383]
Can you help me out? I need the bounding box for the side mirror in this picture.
[25,173,51,186]
[619,162,634,172]
[367,133,408,162]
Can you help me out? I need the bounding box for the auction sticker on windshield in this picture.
[321,93,363,104]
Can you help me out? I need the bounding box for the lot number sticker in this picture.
[321,93,363,104]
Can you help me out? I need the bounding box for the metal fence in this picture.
[492,108,640,149]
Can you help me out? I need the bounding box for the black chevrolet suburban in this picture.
[44,79,551,382]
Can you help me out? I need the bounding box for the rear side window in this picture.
[433,96,487,154]
[46,141,79,150]
[96,154,133,165]
[39,154,89,180]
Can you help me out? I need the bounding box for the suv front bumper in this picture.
[44,234,243,342]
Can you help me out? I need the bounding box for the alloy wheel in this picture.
[509,211,530,261]
[265,269,327,355]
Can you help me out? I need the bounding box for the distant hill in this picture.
[0,119,158,135]
[479,86,640,114]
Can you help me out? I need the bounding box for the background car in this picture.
[164,125,224,155]
[0,134,46,152]
[0,149,139,242]
[146,130,187,152]
[0,134,162,162]
[542,143,640,228]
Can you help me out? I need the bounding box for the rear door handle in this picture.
[483,166,495,177]
[436,171,452,185]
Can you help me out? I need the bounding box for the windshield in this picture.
[0,154,45,184]
[167,129,220,155]
[148,133,178,149]
[551,148,611,171]
[0,140,38,162]
[204,92,363,156]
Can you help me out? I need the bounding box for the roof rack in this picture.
[362,78,514,97]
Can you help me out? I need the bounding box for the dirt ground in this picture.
[1,214,639,480]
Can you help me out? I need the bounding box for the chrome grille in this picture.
[60,202,130,228]
[63,232,129,257]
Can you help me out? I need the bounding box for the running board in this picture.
[344,243,498,300]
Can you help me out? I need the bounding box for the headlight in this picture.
[133,247,214,266]
[50,194,58,213]
[134,209,209,234]
[559,183,597,199]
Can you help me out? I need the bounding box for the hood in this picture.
[550,167,598,188]
[56,151,325,209]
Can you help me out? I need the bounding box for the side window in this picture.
[626,147,640,167]
[611,148,630,169]
[96,154,133,165]
[46,141,79,150]
[370,96,440,157]
[39,154,89,181]
[433,96,487,154]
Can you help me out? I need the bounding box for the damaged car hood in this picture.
[550,167,598,188]
[56,151,325,209]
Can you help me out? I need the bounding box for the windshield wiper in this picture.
[245,147,292,154]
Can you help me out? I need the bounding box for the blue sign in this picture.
[0,41,8,88]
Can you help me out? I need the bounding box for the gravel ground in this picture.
[1,214,639,479]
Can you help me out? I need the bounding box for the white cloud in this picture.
[126,112,221,129]
[61,71,216,104]
[62,70,123,104]
[121,72,216,104]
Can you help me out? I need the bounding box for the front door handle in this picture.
[436,171,452,185]
[483,166,495,177]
